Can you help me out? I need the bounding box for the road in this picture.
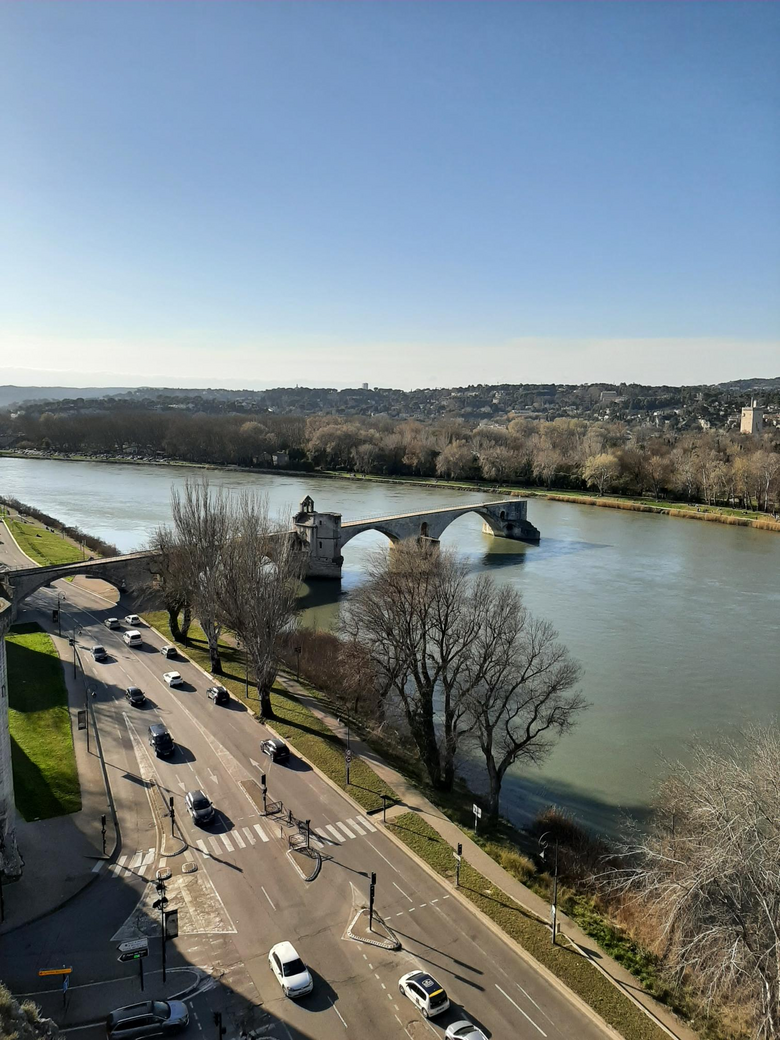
[1,560,612,1040]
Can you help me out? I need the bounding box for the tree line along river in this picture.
[2,455,778,836]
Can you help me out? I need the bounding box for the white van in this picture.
[123,630,142,647]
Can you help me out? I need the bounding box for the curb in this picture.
[346,909,400,951]
[1,516,39,567]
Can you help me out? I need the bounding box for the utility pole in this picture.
[368,871,376,930]
[169,796,176,838]
[454,842,462,888]
[539,831,560,945]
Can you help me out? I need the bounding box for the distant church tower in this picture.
[740,399,764,436]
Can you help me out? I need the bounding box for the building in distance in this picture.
[740,399,764,435]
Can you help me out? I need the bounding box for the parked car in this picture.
[163,671,183,687]
[398,970,450,1018]
[268,941,313,998]
[105,1000,189,1040]
[125,686,145,707]
[125,614,142,626]
[91,645,107,661]
[160,645,177,659]
[261,738,289,762]
[123,630,142,647]
[148,724,174,757]
[105,617,120,629]
[185,789,215,825]
[207,685,229,705]
[446,1023,487,1040]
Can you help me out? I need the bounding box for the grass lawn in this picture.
[143,612,397,813]
[7,519,84,567]
[6,622,81,820]
[388,812,670,1040]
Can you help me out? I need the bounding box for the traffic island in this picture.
[286,845,322,882]
[346,908,400,951]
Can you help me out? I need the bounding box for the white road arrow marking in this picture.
[208,770,219,784]
[249,759,263,770]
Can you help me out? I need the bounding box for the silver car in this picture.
[106,1000,189,1040]
[185,789,214,825]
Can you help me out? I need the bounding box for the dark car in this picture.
[261,738,289,762]
[91,645,108,661]
[185,789,215,825]
[125,686,146,707]
[148,724,174,757]
[207,685,229,705]
[106,1000,189,1040]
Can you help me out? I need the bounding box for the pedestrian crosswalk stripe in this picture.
[253,823,269,842]
[243,826,256,845]
[359,816,377,832]
[130,851,143,868]
[111,854,128,875]
[233,830,246,849]
[142,848,155,865]
[197,839,209,856]
[347,817,367,835]
[183,848,194,862]
[220,833,234,852]
[209,837,222,855]
[325,824,343,842]
[335,821,356,839]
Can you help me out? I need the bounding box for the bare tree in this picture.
[218,493,305,718]
[462,589,584,826]
[342,542,480,791]
[583,452,620,495]
[149,525,193,642]
[169,478,231,674]
[609,728,780,1040]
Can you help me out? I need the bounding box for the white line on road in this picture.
[208,837,222,855]
[365,839,402,874]
[219,833,234,852]
[232,830,246,848]
[253,823,269,842]
[393,881,413,902]
[359,815,376,832]
[130,851,143,868]
[261,886,276,910]
[496,984,547,1036]
[325,824,343,842]
[347,817,367,835]
[243,826,256,845]
[197,839,209,856]
[329,998,348,1028]
[91,859,105,874]
[335,821,356,839]
[142,848,155,865]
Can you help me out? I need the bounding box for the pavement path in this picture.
[275,673,699,1040]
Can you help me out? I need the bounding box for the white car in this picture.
[398,970,450,1018]
[446,1023,487,1040]
[125,614,142,626]
[163,671,183,687]
[268,941,313,998]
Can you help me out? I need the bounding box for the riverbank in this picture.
[3,449,778,534]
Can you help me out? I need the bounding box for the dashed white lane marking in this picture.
[496,984,547,1036]
[359,815,377,832]
[219,833,234,852]
[335,821,356,839]
[261,886,276,910]
[325,824,344,842]
[197,839,209,856]
[243,826,256,845]
[233,830,246,849]
[209,837,222,855]
[253,823,269,842]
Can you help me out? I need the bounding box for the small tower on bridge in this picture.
[293,497,343,579]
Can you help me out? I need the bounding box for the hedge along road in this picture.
[2,454,779,835]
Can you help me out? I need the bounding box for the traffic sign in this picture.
[472,804,482,818]
[38,967,72,976]
[118,939,148,954]
[118,949,148,963]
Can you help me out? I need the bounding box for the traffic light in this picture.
[260,772,267,789]
[213,1013,226,1039]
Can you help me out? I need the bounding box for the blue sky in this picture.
[1,2,778,389]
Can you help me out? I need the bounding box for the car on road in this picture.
[163,671,183,687]
[185,789,215,825]
[106,1000,189,1040]
[91,644,108,661]
[399,970,451,1018]
[125,614,142,626]
[125,686,146,707]
[160,645,177,658]
[207,685,229,705]
[261,738,289,762]
[148,723,174,757]
[105,617,120,629]
[268,941,313,998]
[445,1022,488,1040]
[123,630,142,647]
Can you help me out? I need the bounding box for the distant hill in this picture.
[715,377,780,392]
[0,385,134,409]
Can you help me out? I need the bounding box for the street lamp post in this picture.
[539,831,560,945]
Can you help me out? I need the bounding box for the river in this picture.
[2,455,778,836]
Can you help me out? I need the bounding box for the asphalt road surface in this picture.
[1,560,612,1040]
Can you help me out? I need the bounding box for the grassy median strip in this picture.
[7,519,83,567]
[143,612,397,813]
[388,811,669,1040]
[6,622,81,820]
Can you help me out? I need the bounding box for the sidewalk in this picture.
[276,673,698,1040]
[0,608,116,934]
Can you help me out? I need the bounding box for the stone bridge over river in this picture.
[0,496,538,880]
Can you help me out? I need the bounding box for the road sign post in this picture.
[472,803,482,833]
[454,842,462,888]
[154,878,168,980]
[260,772,267,814]
[382,793,387,824]
[101,814,107,856]
[345,749,352,787]
[169,796,175,837]
[369,871,376,931]
[118,942,149,991]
